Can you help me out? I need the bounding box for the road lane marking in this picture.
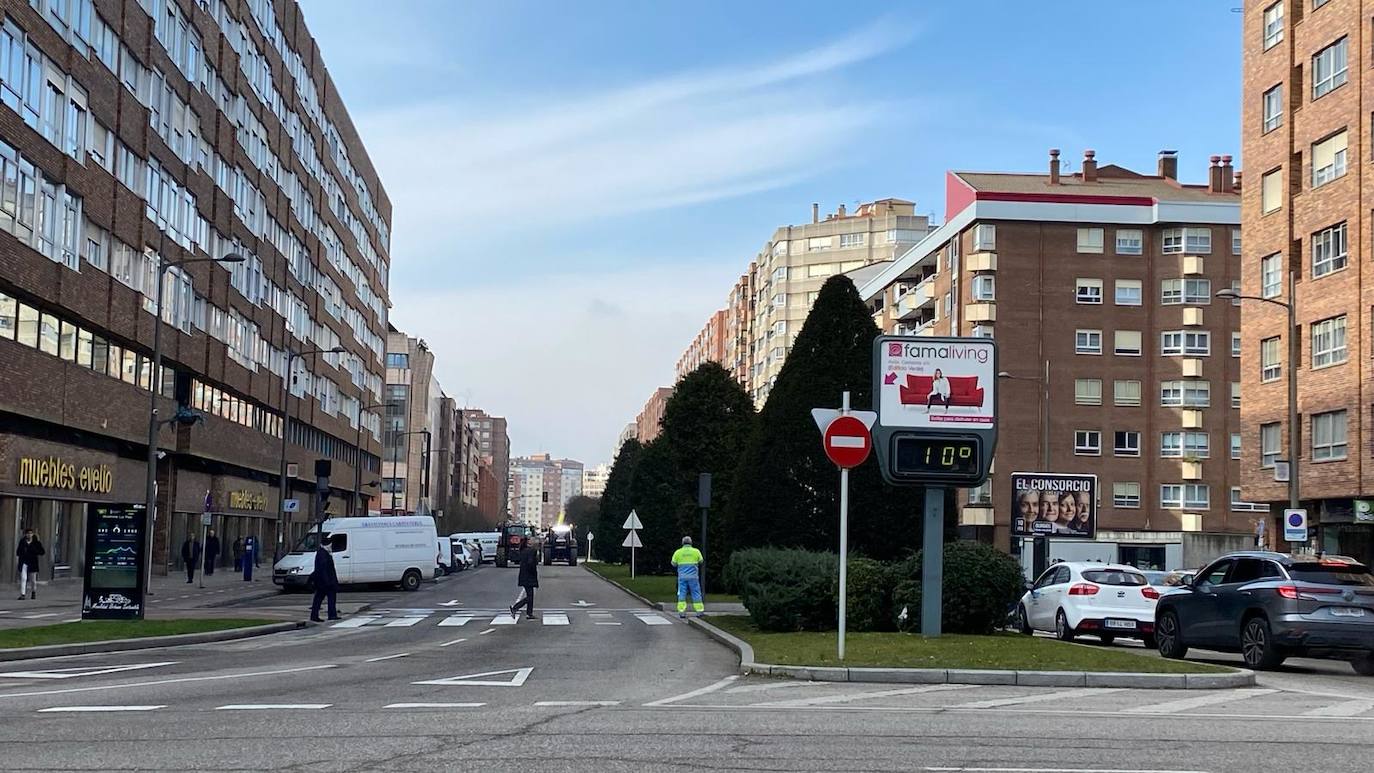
[384,702,484,709]
[216,704,331,710]
[383,618,425,628]
[490,615,518,625]
[924,768,1210,773]
[22,613,58,619]
[0,662,178,680]
[413,667,532,687]
[643,675,740,707]
[1303,699,1374,717]
[534,701,620,707]
[664,702,1374,723]
[364,653,410,663]
[439,638,468,648]
[478,628,495,635]
[1124,688,1275,714]
[952,688,1121,710]
[725,681,820,695]
[438,616,472,627]
[38,705,165,712]
[757,684,975,708]
[0,664,338,700]
[595,622,622,626]
[635,614,672,626]
[331,617,380,628]
[542,613,569,626]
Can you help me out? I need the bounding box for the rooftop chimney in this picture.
[812,203,819,224]
[1049,148,1061,185]
[1082,150,1097,183]
[1207,155,1223,193]
[837,203,846,218]
[1157,150,1178,181]
[1233,170,1243,194]
[1219,155,1235,194]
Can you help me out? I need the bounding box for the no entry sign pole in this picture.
[812,392,875,662]
[838,392,851,661]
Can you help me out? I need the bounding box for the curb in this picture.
[686,619,1255,689]
[582,565,665,610]
[0,621,305,662]
[201,589,283,608]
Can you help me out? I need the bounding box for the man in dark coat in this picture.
[181,535,202,584]
[204,529,220,576]
[509,543,540,620]
[16,529,44,600]
[232,537,243,573]
[309,539,340,623]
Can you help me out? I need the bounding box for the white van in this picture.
[451,531,499,563]
[274,516,439,592]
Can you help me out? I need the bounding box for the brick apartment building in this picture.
[859,150,1258,569]
[0,0,391,582]
[633,386,673,443]
[463,408,509,520]
[1241,0,1373,564]
[675,308,726,381]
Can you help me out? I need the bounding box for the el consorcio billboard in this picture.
[1011,473,1096,539]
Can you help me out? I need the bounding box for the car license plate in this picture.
[1105,619,1136,630]
[1331,607,1366,617]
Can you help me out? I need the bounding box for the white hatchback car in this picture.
[1014,562,1161,646]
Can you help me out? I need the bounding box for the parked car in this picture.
[1155,551,1374,673]
[1015,562,1159,646]
[449,539,481,572]
[452,531,498,563]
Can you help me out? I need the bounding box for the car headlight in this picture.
[288,566,304,574]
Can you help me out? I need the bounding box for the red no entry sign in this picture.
[823,415,872,469]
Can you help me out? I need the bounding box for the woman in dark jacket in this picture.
[510,545,540,620]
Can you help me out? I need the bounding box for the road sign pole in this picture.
[922,486,944,636]
[838,391,851,660]
[631,544,636,578]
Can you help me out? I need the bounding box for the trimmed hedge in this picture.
[892,541,1025,635]
[838,557,896,633]
[727,548,837,632]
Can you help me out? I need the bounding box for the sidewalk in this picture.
[0,570,282,629]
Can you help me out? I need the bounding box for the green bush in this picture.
[728,548,837,632]
[837,557,896,632]
[891,542,1025,635]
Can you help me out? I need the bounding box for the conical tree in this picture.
[624,439,681,574]
[726,275,949,561]
[596,438,643,564]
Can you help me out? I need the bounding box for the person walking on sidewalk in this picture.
[509,543,539,620]
[309,539,340,623]
[671,536,706,619]
[15,529,44,600]
[204,529,220,576]
[181,535,202,584]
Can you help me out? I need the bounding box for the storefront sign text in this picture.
[227,489,266,511]
[18,457,113,493]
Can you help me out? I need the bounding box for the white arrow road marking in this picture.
[412,667,532,687]
[828,436,866,448]
[364,653,410,663]
[0,664,337,701]
[0,662,178,680]
[439,600,462,607]
[39,705,165,713]
[438,616,472,627]
[534,701,620,707]
[542,613,569,626]
[384,702,484,709]
[216,704,331,710]
[570,600,595,607]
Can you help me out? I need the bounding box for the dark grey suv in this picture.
[1155,551,1374,674]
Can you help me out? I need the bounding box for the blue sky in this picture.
[298,0,1241,466]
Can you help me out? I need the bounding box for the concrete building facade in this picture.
[509,453,583,529]
[581,463,610,499]
[634,387,673,444]
[383,327,441,516]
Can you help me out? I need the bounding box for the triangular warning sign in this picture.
[412,667,532,687]
[622,510,643,530]
[622,531,642,548]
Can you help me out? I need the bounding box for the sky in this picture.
[297,0,1242,466]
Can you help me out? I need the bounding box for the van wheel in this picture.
[401,569,422,592]
[495,555,507,568]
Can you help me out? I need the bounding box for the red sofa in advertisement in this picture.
[898,374,985,408]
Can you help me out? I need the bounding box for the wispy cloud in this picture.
[357,20,916,277]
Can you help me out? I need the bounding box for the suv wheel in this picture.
[1351,654,1374,676]
[1156,610,1187,659]
[1055,610,1075,642]
[1241,615,1285,670]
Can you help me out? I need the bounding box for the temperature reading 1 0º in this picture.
[924,444,974,467]
[892,436,982,478]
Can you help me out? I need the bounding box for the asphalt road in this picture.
[0,564,1372,771]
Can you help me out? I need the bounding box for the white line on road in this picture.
[534,701,621,707]
[542,613,569,626]
[594,622,622,626]
[22,613,58,619]
[635,614,672,626]
[478,628,495,636]
[384,702,484,709]
[643,675,740,707]
[490,615,518,625]
[439,638,468,648]
[924,768,1210,773]
[383,618,425,628]
[38,705,166,713]
[952,688,1121,710]
[1124,688,1275,714]
[0,664,338,700]
[364,653,410,663]
[438,616,472,627]
[757,684,975,708]
[215,704,331,710]
[725,681,821,695]
[0,662,178,680]
[331,617,380,628]
[1303,699,1374,717]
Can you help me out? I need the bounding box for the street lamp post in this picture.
[142,251,244,608]
[353,401,392,517]
[999,362,1052,575]
[1217,284,1299,515]
[276,346,346,560]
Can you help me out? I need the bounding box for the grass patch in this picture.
[0,619,276,649]
[710,616,1232,674]
[585,562,739,604]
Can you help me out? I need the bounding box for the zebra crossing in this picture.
[329,608,679,630]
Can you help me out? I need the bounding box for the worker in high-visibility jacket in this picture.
[670,536,706,619]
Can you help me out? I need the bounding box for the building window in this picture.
[1074,430,1102,456]
[1311,131,1348,187]
[1260,422,1281,468]
[1114,380,1141,407]
[1311,315,1347,368]
[1114,431,1141,457]
[1185,484,1210,510]
[1312,410,1348,461]
[1161,278,1211,305]
[972,275,995,301]
[1075,278,1103,304]
[1076,329,1102,355]
[1312,37,1348,98]
[1115,279,1142,306]
[1260,253,1282,298]
[1232,229,1242,256]
[1077,228,1104,254]
[1161,228,1211,255]
[1231,433,1242,460]
[1261,336,1282,382]
[1161,432,1210,459]
[1232,488,1270,512]
[1161,380,1210,407]
[973,224,995,251]
[1114,482,1141,509]
[1311,222,1347,277]
[1161,331,1210,356]
[1075,378,1102,405]
[1162,228,1184,254]
[1161,485,1184,509]
[1232,332,1241,358]
[1115,229,1143,256]
[1261,169,1282,214]
[1231,382,1241,409]
[385,352,409,368]
[1262,85,1283,133]
[838,233,865,249]
[1263,2,1283,49]
[972,324,993,338]
[1114,330,1143,357]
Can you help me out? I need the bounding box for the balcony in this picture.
[966,251,997,272]
[1183,256,1205,276]
[1183,307,1204,326]
[1182,358,1204,378]
[892,278,936,320]
[960,505,994,527]
[1182,409,1204,428]
[1182,460,1203,480]
[966,302,997,323]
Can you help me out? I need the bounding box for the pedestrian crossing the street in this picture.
[328,609,678,631]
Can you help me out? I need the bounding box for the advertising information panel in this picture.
[82,503,148,620]
[1011,472,1097,540]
